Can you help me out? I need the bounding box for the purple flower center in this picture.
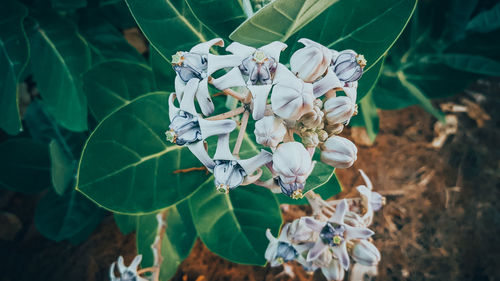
[320,222,345,247]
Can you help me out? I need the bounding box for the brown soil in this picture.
[1,80,499,281]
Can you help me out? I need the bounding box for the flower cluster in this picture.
[265,171,384,280]
[109,255,147,281]
[165,38,365,198]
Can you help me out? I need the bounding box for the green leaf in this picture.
[150,48,176,91]
[466,2,500,33]
[293,0,417,71]
[51,0,87,10]
[83,60,157,121]
[78,13,145,64]
[125,0,217,61]
[230,0,339,46]
[49,140,76,195]
[277,172,342,205]
[356,55,385,102]
[114,213,137,235]
[35,188,103,242]
[189,180,282,265]
[0,138,50,193]
[136,201,196,280]
[351,91,380,141]
[439,53,500,76]
[186,0,246,39]
[77,92,211,214]
[0,1,29,135]
[100,0,138,30]
[30,13,91,131]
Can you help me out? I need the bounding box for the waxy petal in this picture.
[179,78,199,115]
[187,141,215,171]
[174,75,186,102]
[323,96,355,125]
[259,41,287,62]
[291,38,332,83]
[168,94,180,121]
[213,133,235,161]
[109,262,117,281]
[248,84,272,120]
[306,239,328,262]
[331,242,349,270]
[330,199,347,225]
[207,53,243,76]
[198,118,237,139]
[117,256,127,273]
[345,225,374,240]
[321,258,345,281]
[303,216,325,232]
[196,78,214,116]
[226,42,256,58]
[190,38,223,54]
[313,67,342,98]
[211,67,246,90]
[238,149,272,175]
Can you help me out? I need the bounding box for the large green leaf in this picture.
[277,172,342,205]
[189,180,282,265]
[293,0,417,71]
[229,0,339,46]
[0,1,29,135]
[49,140,76,195]
[356,55,385,102]
[439,54,500,76]
[114,213,137,235]
[150,47,176,90]
[136,201,196,280]
[186,0,246,39]
[50,0,87,10]
[466,2,500,33]
[125,0,217,61]
[78,12,145,64]
[30,13,91,131]
[83,60,157,121]
[35,188,103,242]
[77,92,211,214]
[0,138,50,193]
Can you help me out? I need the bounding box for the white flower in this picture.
[323,96,356,125]
[321,258,345,281]
[201,133,272,193]
[321,136,357,168]
[109,255,147,281]
[271,65,314,121]
[272,142,313,198]
[167,78,237,168]
[356,170,384,226]
[211,41,287,120]
[304,200,374,270]
[172,38,242,116]
[254,116,287,149]
[351,240,381,266]
[265,224,301,267]
[287,216,319,243]
[290,38,332,83]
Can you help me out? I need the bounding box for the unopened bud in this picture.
[332,50,365,82]
[323,96,355,125]
[352,240,381,266]
[325,123,344,135]
[321,136,357,168]
[302,131,319,147]
[254,116,287,148]
[299,105,324,129]
[290,39,332,83]
[318,130,329,142]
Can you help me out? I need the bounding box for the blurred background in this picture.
[1,0,499,280]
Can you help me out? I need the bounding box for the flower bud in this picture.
[290,38,332,83]
[271,65,314,120]
[299,103,324,129]
[332,50,365,82]
[321,258,345,281]
[323,96,355,125]
[254,116,287,148]
[352,240,381,266]
[302,131,319,147]
[321,136,357,168]
[318,130,329,142]
[325,123,344,135]
[273,142,313,198]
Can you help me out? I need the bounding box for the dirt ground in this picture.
[1,79,499,281]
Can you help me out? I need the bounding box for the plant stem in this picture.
[173,166,208,174]
[151,211,167,281]
[208,77,246,102]
[233,110,249,156]
[206,106,245,121]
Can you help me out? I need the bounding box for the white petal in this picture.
[195,78,214,116]
[321,259,345,281]
[278,223,291,242]
[187,141,215,171]
[306,239,328,262]
[370,192,384,211]
[273,63,300,85]
[260,41,287,62]
[266,228,277,242]
[226,42,256,57]
[303,216,324,232]
[109,262,117,281]
[129,255,143,271]
[207,54,243,76]
[198,118,237,139]
[168,93,180,121]
[357,185,372,200]
[272,142,312,178]
[313,67,342,98]
[190,38,224,54]
[345,225,374,240]
[213,133,235,161]
[117,256,126,273]
[238,149,272,175]
[330,199,347,224]
[211,67,246,90]
[179,78,199,115]
[343,85,357,103]
[359,169,373,190]
[331,242,350,270]
[174,75,186,102]
[248,84,272,120]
